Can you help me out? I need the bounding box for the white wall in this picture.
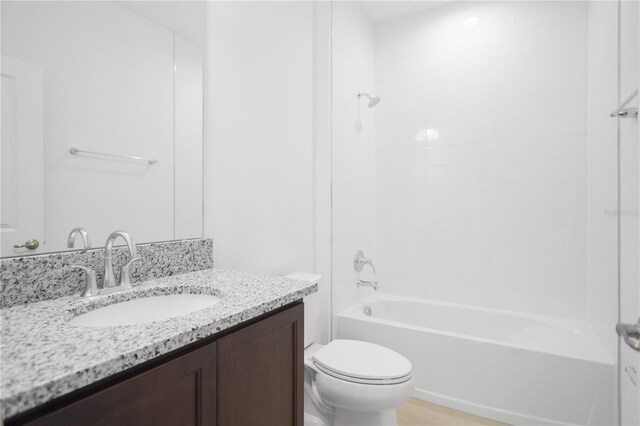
[203,1,335,344]
[203,1,314,275]
[313,1,334,344]
[373,1,590,319]
[585,1,620,361]
[175,34,204,240]
[1,1,202,252]
[331,2,378,317]
[204,0,331,342]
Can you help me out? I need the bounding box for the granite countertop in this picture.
[0,268,317,420]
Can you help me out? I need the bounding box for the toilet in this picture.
[284,273,415,426]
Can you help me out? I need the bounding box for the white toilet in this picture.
[285,273,415,426]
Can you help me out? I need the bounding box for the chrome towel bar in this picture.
[69,147,157,164]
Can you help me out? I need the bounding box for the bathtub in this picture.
[337,294,615,426]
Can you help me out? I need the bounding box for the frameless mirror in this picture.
[1,1,205,257]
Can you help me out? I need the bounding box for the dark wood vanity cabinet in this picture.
[24,343,217,426]
[11,302,304,426]
[218,302,304,426]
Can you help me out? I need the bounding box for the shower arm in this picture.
[357,92,381,108]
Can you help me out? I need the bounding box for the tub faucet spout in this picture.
[357,279,378,290]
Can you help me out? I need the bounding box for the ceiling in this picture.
[116,1,449,40]
[358,1,451,24]
[116,1,205,45]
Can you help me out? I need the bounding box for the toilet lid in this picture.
[312,340,412,384]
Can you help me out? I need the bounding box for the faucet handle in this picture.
[119,256,141,287]
[354,250,376,273]
[70,264,98,297]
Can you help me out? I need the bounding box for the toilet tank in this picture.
[284,273,322,348]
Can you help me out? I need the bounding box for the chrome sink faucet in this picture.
[103,230,140,290]
[67,227,91,250]
[70,230,140,297]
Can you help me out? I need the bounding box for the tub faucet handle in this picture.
[354,250,376,273]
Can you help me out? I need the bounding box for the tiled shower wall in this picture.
[373,2,590,319]
[585,1,619,359]
[331,1,378,316]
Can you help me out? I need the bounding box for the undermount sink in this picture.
[69,294,221,328]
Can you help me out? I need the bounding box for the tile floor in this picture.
[397,398,509,426]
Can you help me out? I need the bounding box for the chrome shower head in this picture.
[358,92,382,108]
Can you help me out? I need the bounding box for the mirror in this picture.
[1,1,204,257]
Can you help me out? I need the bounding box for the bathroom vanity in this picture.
[8,303,303,426]
[0,250,316,426]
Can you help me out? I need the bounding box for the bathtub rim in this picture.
[338,293,614,366]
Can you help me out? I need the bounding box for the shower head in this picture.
[358,92,382,108]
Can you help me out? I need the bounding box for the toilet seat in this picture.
[312,340,412,385]
[313,363,412,385]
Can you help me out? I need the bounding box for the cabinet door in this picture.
[24,342,216,426]
[217,303,304,426]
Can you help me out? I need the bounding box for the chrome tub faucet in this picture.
[354,250,379,290]
[357,279,379,290]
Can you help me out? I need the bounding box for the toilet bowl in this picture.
[284,273,415,426]
[305,340,415,426]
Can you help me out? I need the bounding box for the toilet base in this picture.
[304,412,328,426]
[333,408,398,426]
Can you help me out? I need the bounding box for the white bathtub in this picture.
[337,294,615,426]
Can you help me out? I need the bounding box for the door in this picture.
[217,303,304,426]
[618,1,640,424]
[1,56,44,257]
[19,342,216,426]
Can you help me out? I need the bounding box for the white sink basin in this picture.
[69,294,221,327]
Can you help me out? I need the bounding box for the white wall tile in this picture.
[332,2,377,316]
[585,1,619,359]
[373,1,592,320]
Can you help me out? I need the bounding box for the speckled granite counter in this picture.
[0,268,317,420]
